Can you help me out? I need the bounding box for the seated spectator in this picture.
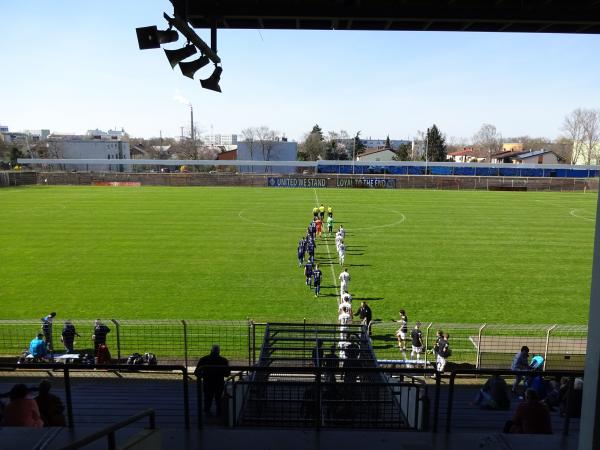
[29,334,47,360]
[35,381,66,427]
[560,377,583,418]
[472,374,511,410]
[509,389,552,434]
[1,384,44,427]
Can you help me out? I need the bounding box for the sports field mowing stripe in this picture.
[0,186,595,325]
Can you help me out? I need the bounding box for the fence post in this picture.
[182,367,190,429]
[543,324,557,371]
[182,320,188,368]
[247,320,251,365]
[64,366,74,428]
[252,321,256,365]
[110,319,121,362]
[424,323,433,367]
[315,367,321,431]
[476,323,486,370]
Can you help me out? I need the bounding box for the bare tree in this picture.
[255,126,278,172]
[472,124,502,162]
[583,110,600,165]
[561,108,587,164]
[241,127,257,172]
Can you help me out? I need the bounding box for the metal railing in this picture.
[0,363,191,429]
[221,365,439,431]
[61,409,156,450]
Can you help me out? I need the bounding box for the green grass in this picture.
[0,186,595,324]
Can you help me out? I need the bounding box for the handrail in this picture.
[445,368,584,434]
[61,409,155,450]
[0,363,190,429]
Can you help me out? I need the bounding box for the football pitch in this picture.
[0,185,596,325]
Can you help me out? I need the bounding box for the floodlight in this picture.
[200,65,223,92]
[179,55,210,79]
[136,25,179,50]
[164,44,197,68]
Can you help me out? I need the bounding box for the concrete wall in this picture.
[30,172,599,192]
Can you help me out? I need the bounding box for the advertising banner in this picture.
[267,177,327,188]
[336,178,396,189]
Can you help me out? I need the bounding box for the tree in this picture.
[241,127,257,172]
[561,108,600,165]
[255,126,278,172]
[324,130,350,160]
[472,124,502,162]
[311,124,324,141]
[353,131,366,157]
[393,143,411,161]
[299,131,325,161]
[426,125,447,162]
[384,135,392,149]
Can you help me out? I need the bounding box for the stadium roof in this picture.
[174,0,600,34]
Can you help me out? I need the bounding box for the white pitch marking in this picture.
[569,208,595,222]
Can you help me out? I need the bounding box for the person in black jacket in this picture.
[194,345,231,416]
[60,321,80,353]
[354,302,372,335]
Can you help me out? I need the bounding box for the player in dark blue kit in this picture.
[306,238,315,261]
[304,260,314,287]
[297,237,306,266]
[313,264,322,297]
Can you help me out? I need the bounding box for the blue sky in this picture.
[2,0,600,142]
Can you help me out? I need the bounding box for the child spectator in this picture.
[35,381,66,427]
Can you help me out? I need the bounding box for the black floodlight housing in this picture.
[136,25,179,50]
[164,43,197,68]
[179,55,210,79]
[200,65,223,92]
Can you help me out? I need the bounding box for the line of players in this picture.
[297,205,345,298]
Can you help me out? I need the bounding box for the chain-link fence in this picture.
[0,320,251,365]
[370,322,587,370]
[0,320,588,370]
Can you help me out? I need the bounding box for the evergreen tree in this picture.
[426,125,447,162]
[394,143,411,161]
[353,131,366,156]
[311,124,324,141]
[384,135,392,149]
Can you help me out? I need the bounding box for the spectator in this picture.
[1,384,43,427]
[60,320,80,354]
[511,345,530,393]
[472,375,511,410]
[35,381,66,427]
[194,345,231,416]
[509,388,552,434]
[92,320,110,352]
[29,333,47,360]
[41,312,56,352]
[311,339,324,368]
[323,345,339,383]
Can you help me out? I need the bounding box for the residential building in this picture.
[356,148,397,162]
[2,129,50,144]
[0,124,8,133]
[361,138,411,150]
[502,143,524,152]
[514,149,560,164]
[203,133,238,146]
